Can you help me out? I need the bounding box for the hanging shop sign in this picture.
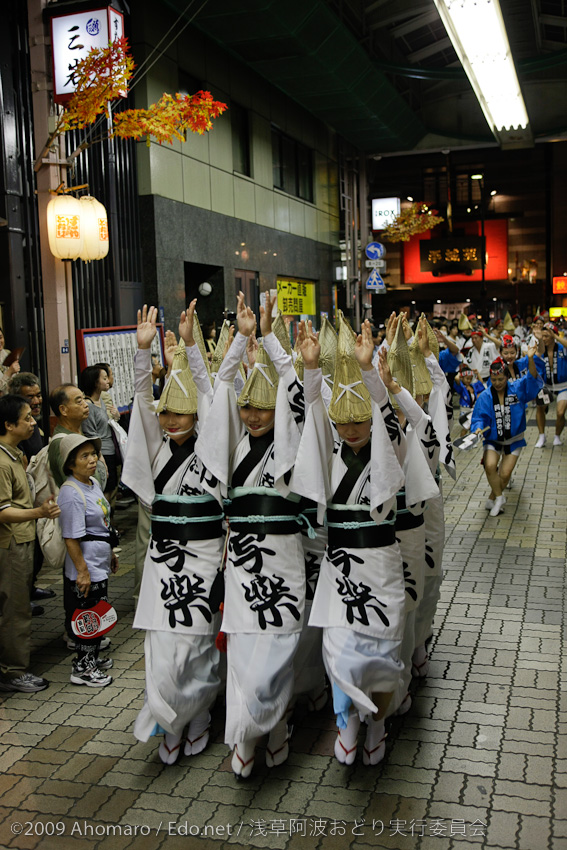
[276,279,317,315]
[420,237,483,275]
[50,6,125,104]
[371,198,400,231]
[403,220,508,284]
[552,277,567,294]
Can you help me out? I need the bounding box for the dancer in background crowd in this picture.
[453,365,485,433]
[471,345,542,516]
[534,322,567,448]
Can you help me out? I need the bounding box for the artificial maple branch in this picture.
[381,202,444,243]
[35,38,227,170]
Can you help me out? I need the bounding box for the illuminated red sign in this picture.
[553,276,567,294]
[403,220,508,284]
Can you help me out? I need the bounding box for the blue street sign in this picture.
[366,269,386,292]
[365,242,386,260]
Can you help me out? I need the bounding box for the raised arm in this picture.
[356,320,388,405]
[179,299,214,398]
[216,292,254,383]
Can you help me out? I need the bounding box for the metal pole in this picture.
[106,102,121,324]
[353,161,360,331]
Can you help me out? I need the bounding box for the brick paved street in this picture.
[0,404,565,850]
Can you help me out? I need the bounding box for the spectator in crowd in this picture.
[0,328,21,395]
[48,384,101,487]
[151,354,166,399]
[58,434,118,688]
[8,372,55,606]
[93,363,120,422]
[7,372,45,460]
[0,395,61,692]
[202,321,217,360]
[79,367,117,506]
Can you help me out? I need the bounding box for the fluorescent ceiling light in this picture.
[433,0,532,148]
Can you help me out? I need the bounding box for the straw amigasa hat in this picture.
[319,317,338,389]
[328,312,372,424]
[210,319,231,375]
[387,317,415,406]
[408,324,439,396]
[157,339,198,414]
[502,311,515,332]
[419,314,440,360]
[272,312,293,356]
[237,341,279,409]
[458,312,472,331]
[192,309,213,385]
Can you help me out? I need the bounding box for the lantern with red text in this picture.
[46,194,83,260]
[78,195,109,261]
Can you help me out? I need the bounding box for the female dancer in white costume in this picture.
[197,293,307,779]
[293,318,406,766]
[124,305,224,765]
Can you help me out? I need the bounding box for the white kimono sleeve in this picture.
[195,333,247,491]
[186,342,214,429]
[121,348,163,505]
[263,331,293,377]
[425,353,456,480]
[291,368,333,524]
[391,387,440,503]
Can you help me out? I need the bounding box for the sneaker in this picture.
[0,672,49,693]
[65,634,111,651]
[490,495,506,517]
[553,435,563,447]
[535,434,546,448]
[70,659,112,688]
[485,498,495,511]
[95,656,113,670]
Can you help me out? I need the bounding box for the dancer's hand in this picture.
[246,333,258,368]
[385,312,397,346]
[164,330,177,368]
[299,321,320,369]
[236,291,256,337]
[354,320,375,371]
[137,305,157,349]
[179,299,197,347]
[259,292,275,337]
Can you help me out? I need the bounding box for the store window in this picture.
[272,127,313,202]
[231,103,251,177]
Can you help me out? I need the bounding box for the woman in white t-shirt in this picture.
[58,434,118,688]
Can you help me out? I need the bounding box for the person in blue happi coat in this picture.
[471,344,542,518]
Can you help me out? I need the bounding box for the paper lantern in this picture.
[78,195,109,261]
[46,193,84,260]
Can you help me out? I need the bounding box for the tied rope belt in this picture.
[151,493,224,541]
[326,507,396,549]
[226,493,315,538]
